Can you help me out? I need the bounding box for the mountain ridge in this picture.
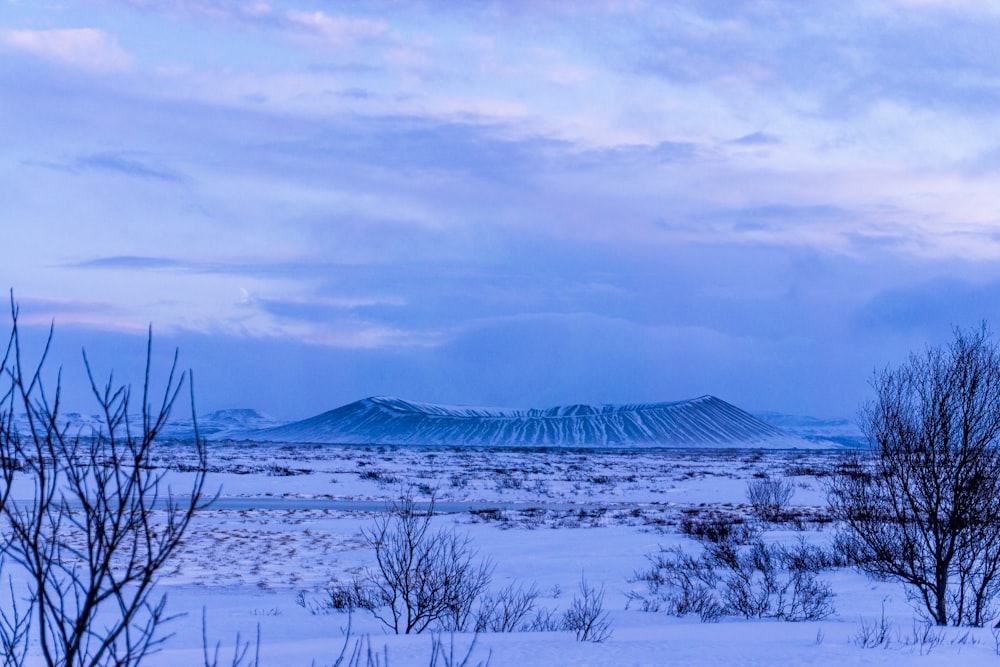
[248,394,823,447]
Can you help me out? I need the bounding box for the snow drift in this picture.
[250,395,813,447]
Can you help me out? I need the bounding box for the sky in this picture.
[4,0,1000,421]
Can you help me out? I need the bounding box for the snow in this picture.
[11,443,1000,666]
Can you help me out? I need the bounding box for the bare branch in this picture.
[830,323,1000,626]
[0,294,209,666]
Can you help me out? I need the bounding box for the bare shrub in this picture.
[718,539,834,621]
[626,546,722,621]
[326,629,491,667]
[777,536,847,573]
[900,619,945,655]
[202,609,260,667]
[474,583,541,632]
[427,633,492,667]
[780,570,836,622]
[785,463,831,478]
[325,581,376,613]
[523,607,562,632]
[362,490,493,634]
[680,512,760,545]
[746,476,795,522]
[0,299,208,666]
[358,469,399,485]
[629,538,835,623]
[852,601,893,649]
[720,541,782,618]
[561,577,612,643]
[300,580,376,616]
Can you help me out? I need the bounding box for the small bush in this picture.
[629,537,836,623]
[475,583,541,633]
[852,601,893,649]
[358,469,400,485]
[680,513,760,545]
[562,577,612,643]
[778,536,847,573]
[785,463,830,478]
[626,546,722,621]
[299,580,376,615]
[899,619,946,655]
[746,476,795,522]
[362,490,493,634]
[495,474,524,491]
[779,570,836,622]
[524,607,562,632]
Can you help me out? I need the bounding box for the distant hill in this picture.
[186,408,281,439]
[754,411,866,448]
[9,408,280,441]
[248,395,829,447]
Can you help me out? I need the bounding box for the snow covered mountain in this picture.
[178,408,281,440]
[7,408,281,441]
[754,411,865,448]
[249,395,819,447]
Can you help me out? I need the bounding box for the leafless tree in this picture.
[0,297,208,665]
[362,489,492,634]
[829,324,1000,626]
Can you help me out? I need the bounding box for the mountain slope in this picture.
[250,395,808,447]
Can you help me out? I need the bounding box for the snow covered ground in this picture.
[19,443,1000,665]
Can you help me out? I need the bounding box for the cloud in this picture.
[0,28,132,73]
[858,277,1000,335]
[118,1,390,50]
[883,0,1000,13]
[9,296,149,334]
[75,152,187,182]
[698,204,851,228]
[24,152,187,183]
[648,204,861,251]
[433,310,860,416]
[15,295,115,316]
[67,255,311,278]
[72,256,185,270]
[116,0,273,22]
[11,0,1000,422]
[730,132,781,146]
[284,11,388,49]
[251,293,408,322]
[569,141,700,170]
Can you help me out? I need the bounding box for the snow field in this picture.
[28,443,1000,666]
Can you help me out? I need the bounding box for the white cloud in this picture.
[118,0,272,20]
[884,0,1000,10]
[284,11,387,48]
[0,28,133,73]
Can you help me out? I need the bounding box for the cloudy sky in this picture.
[3,0,1000,421]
